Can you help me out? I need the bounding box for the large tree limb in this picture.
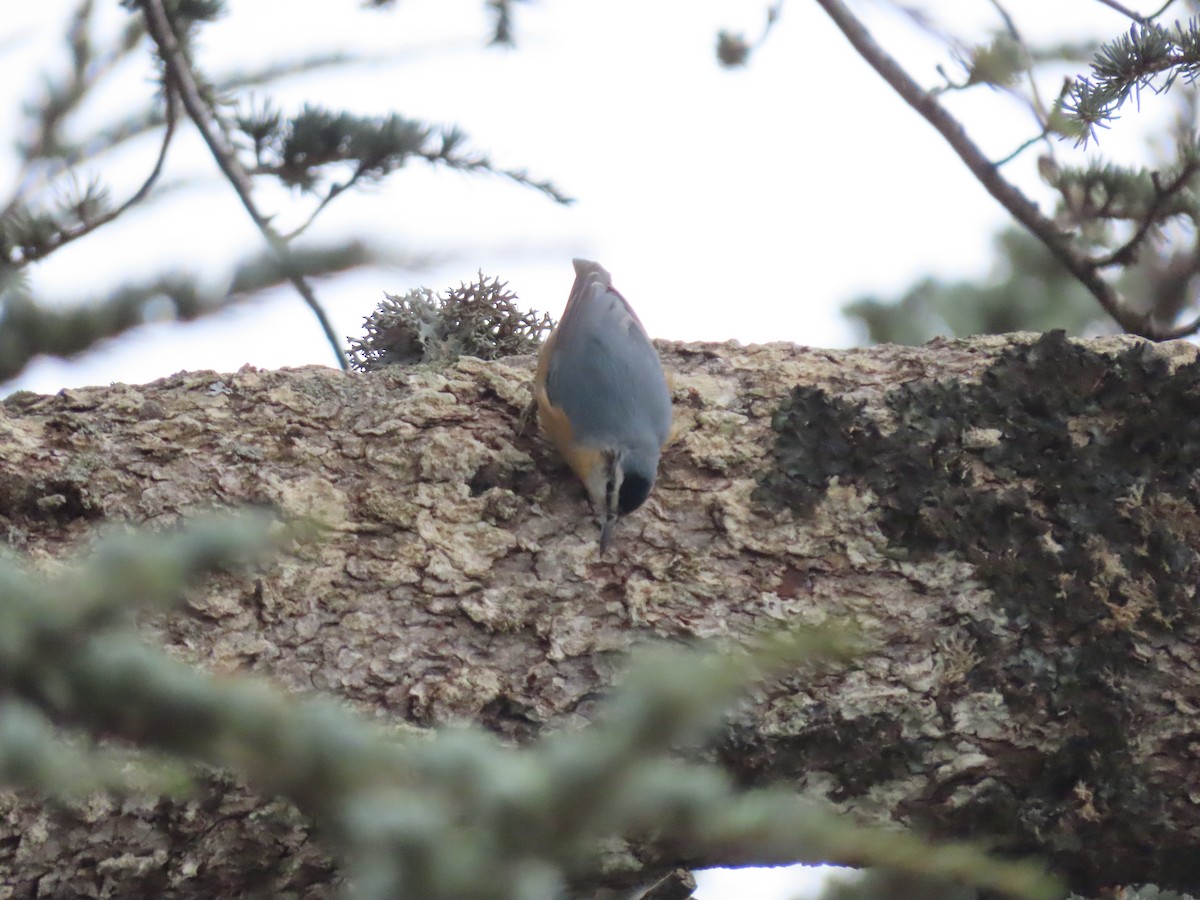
[1,333,1198,896]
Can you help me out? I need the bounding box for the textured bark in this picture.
[1,332,1199,897]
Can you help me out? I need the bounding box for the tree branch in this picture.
[0,508,1055,900]
[1093,0,1177,24]
[137,0,348,370]
[9,84,178,266]
[1088,160,1200,268]
[0,240,378,383]
[0,334,1194,896]
[813,0,1184,339]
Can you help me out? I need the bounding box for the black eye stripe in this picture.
[617,473,652,516]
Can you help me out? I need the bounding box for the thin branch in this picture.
[1093,0,1176,23]
[138,0,349,370]
[1161,307,1200,338]
[986,0,1019,38]
[813,0,1176,339]
[979,0,1061,167]
[9,51,376,210]
[3,7,145,220]
[16,2,145,168]
[993,128,1050,167]
[414,146,574,204]
[280,164,371,242]
[257,118,573,241]
[987,0,1055,129]
[1089,160,1200,267]
[11,86,178,266]
[1095,0,1151,21]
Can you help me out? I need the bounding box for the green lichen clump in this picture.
[348,272,554,371]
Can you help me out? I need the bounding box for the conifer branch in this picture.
[1089,159,1200,268]
[0,513,1059,900]
[137,0,349,370]
[9,86,178,266]
[0,241,378,382]
[813,0,1182,339]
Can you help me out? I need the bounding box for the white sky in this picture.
[1,0,1158,396]
[0,2,1167,896]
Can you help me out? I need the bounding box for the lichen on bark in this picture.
[1,333,1197,896]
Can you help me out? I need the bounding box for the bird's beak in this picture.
[599,514,617,557]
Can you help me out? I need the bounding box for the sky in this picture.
[1,0,1158,396]
[0,2,1168,897]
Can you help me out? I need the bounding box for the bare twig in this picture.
[986,0,1019,38]
[1093,0,1176,23]
[280,167,366,242]
[1095,0,1151,21]
[263,146,571,243]
[636,869,697,900]
[813,0,1182,339]
[3,5,147,220]
[988,0,1056,129]
[274,140,574,243]
[413,147,574,204]
[993,128,1050,167]
[717,1,786,68]
[977,0,1061,167]
[10,85,178,265]
[138,0,348,370]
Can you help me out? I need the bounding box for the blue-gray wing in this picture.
[545,260,672,453]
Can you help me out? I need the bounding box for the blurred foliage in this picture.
[843,226,1108,345]
[0,0,568,382]
[815,870,1200,900]
[814,870,1197,900]
[364,0,528,45]
[816,869,979,900]
[728,0,1200,340]
[0,240,375,382]
[485,0,530,46]
[715,2,781,69]
[0,513,1062,899]
[243,104,569,210]
[348,272,553,371]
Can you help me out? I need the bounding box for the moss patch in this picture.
[758,332,1200,874]
[762,330,1200,648]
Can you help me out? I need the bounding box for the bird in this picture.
[535,259,673,555]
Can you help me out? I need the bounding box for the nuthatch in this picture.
[536,259,673,555]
